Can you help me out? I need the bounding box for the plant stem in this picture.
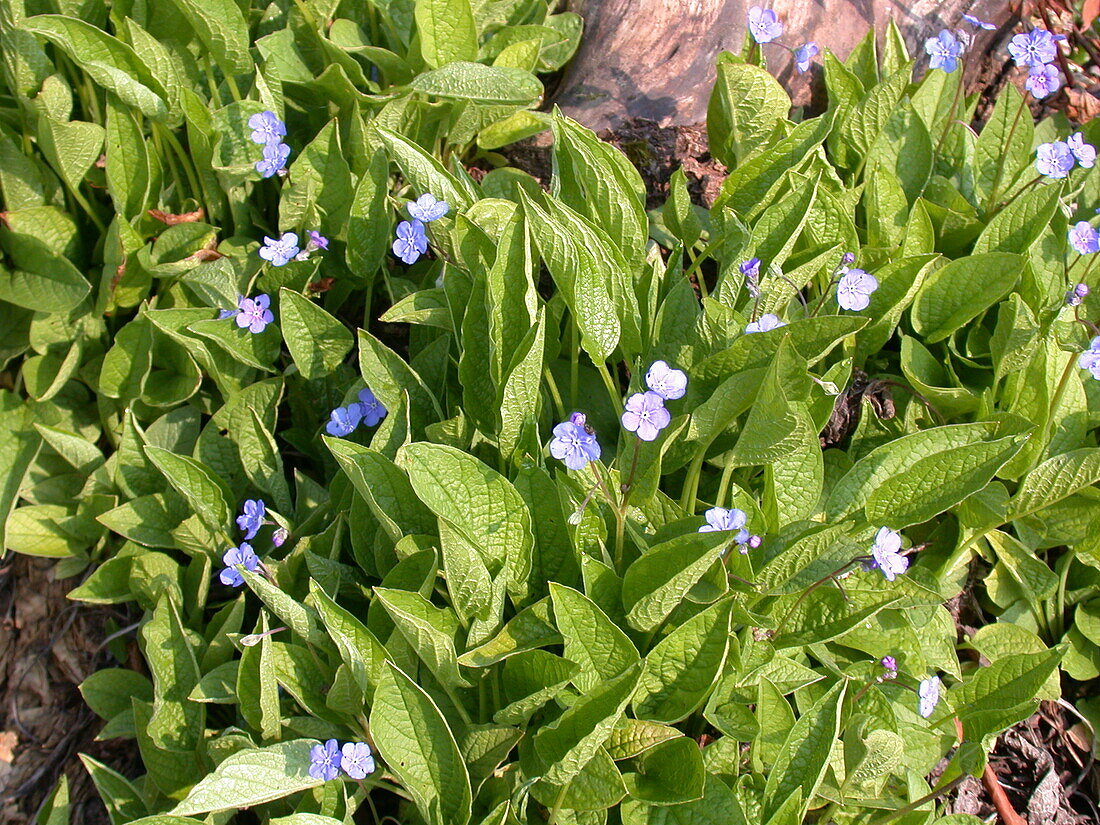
[547,781,569,825]
[1042,350,1079,453]
[682,235,723,287]
[157,123,205,210]
[933,69,965,158]
[679,446,708,514]
[985,90,1030,214]
[543,366,566,421]
[596,361,621,416]
[569,318,579,410]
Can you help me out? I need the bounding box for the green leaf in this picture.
[633,599,732,723]
[458,597,561,667]
[240,569,330,649]
[164,0,252,75]
[171,740,324,816]
[80,754,148,825]
[762,681,845,819]
[498,308,545,460]
[622,532,730,632]
[550,583,639,692]
[411,61,542,105]
[144,446,232,535]
[1009,448,1100,519]
[865,435,1025,527]
[0,394,39,552]
[955,648,1064,741]
[399,442,534,602]
[707,57,790,167]
[279,289,353,380]
[622,737,705,805]
[370,662,472,825]
[534,662,642,785]
[620,772,749,825]
[974,83,1034,203]
[310,581,387,699]
[141,597,203,752]
[373,127,478,211]
[347,148,391,283]
[415,0,478,68]
[911,253,1024,343]
[0,252,90,314]
[973,180,1062,255]
[374,587,472,689]
[22,15,168,119]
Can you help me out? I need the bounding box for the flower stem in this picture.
[933,68,965,158]
[1042,349,1079,455]
[985,89,1031,214]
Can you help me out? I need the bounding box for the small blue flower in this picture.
[307,230,329,251]
[836,268,878,311]
[1008,28,1057,67]
[881,655,899,676]
[357,387,387,427]
[741,257,761,297]
[1025,62,1061,99]
[218,543,260,587]
[868,526,908,582]
[747,6,783,43]
[309,739,341,781]
[1068,133,1096,168]
[236,499,266,540]
[962,13,996,30]
[622,391,671,442]
[248,111,286,146]
[645,360,688,401]
[745,313,786,334]
[326,404,363,437]
[392,220,428,265]
[340,742,376,779]
[259,233,300,267]
[236,294,274,334]
[1036,141,1076,179]
[1070,222,1100,255]
[918,676,942,719]
[256,142,291,178]
[1067,283,1090,306]
[549,414,601,470]
[794,41,819,73]
[698,507,750,545]
[925,30,965,73]
[407,194,450,223]
[1078,337,1100,380]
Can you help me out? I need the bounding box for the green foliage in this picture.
[1,4,1097,825]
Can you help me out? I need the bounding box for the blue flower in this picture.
[309,739,341,781]
[1067,283,1090,306]
[918,676,942,719]
[881,655,899,677]
[1070,222,1100,255]
[340,742,376,779]
[307,230,329,251]
[868,526,908,582]
[248,111,286,146]
[1025,62,1061,98]
[794,41,819,73]
[1078,337,1100,380]
[236,499,266,540]
[745,313,786,334]
[622,391,671,442]
[218,543,260,587]
[962,13,996,30]
[256,142,291,178]
[836,268,879,311]
[645,360,687,400]
[698,507,750,544]
[747,6,783,43]
[259,233,300,267]
[393,219,428,264]
[236,294,274,334]
[841,252,856,266]
[272,527,288,547]
[1068,133,1096,168]
[740,257,761,297]
[407,193,450,223]
[326,404,363,437]
[925,30,965,73]
[1036,141,1076,178]
[1008,29,1057,67]
[549,414,601,470]
[357,387,387,427]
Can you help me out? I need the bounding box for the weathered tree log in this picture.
[554,0,1015,132]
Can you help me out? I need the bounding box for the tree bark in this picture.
[553,0,1015,132]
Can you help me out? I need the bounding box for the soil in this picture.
[0,557,137,825]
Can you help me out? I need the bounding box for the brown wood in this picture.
[554,0,1016,132]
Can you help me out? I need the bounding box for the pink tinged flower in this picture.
[1036,141,1075,178]
[1078,337,1100,380]
[918,676,942,718]
[869,526,908,581]
[236,293,274,333]
[549,418,601,470]
[407,193,450,223]
[645,360,688,400]
[836,268,879,311]
[309,739,341,781]
[745,313,786,334]
[1068,133,1096,168]
[271,527,288,547]
[794,42,819,73]
[881,655,898,676]
[357,387,387,427]
[1008,28,1058,67]
[1025,63,1061,99]
[218,543,260,587]
[340,742,376,779]
[1070,222,1100,255]
[621,391,671,442]
[747,6,783,43]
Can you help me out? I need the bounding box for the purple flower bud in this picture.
[1076,283,1091,298]
[271,527,288,547]
[842,252,856,265]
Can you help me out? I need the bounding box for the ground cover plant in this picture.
[1,0,1099,823]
